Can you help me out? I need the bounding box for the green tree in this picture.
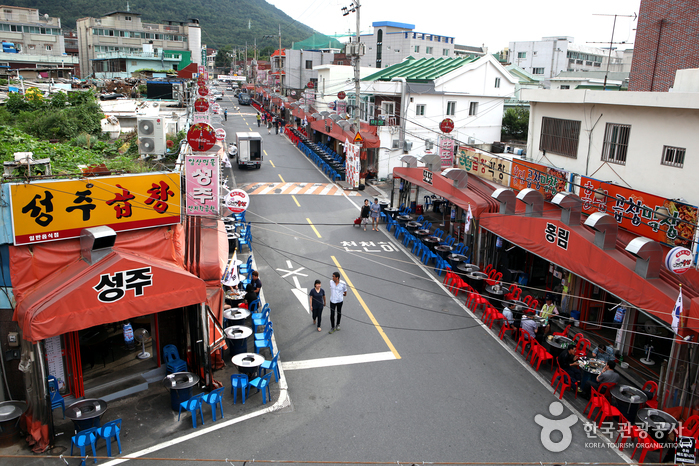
[215,47,232,68]
[501,106,529,141]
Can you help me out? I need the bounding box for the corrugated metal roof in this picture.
[362,56,480,82]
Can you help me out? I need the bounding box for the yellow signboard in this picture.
[456,147,511,187]
[9,172,182,245]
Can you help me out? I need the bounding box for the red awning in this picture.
[14,249,207,342]
[309,119,381,149]
[392,167,496,217]
[479,211,682,329]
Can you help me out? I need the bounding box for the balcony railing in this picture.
[94,51,182,60]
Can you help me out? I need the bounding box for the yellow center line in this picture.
[278,174,285,183]
[269,160,275,168]
[332,256,401,360]
[307,218,321,238]
[263,150,268,156]
[291,195,300,207]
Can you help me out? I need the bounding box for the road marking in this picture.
[269,160,275,168]
[291,195,300,207]
[278,174,285,183]
[263,149,268,156]
[282,351,396,371]
[331,256,401,359]
[275,264,308,278]
[239,182,360,196]
[307,218,321,238]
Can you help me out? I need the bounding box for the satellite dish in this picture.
[134,328,151,359]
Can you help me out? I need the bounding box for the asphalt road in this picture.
[30,91,628,466]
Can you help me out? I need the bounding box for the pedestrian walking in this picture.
[370,198,381,231]
[267,117,272,134]
[256,113,261,127]
[328,271,347,334]
[274,116,279,134]
[309,279,326,332]
[224,109,228,121]
[360,199,371,231]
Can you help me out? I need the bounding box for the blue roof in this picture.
[372,21,415,30]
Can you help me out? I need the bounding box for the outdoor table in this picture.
[0,401,27,446]
[65,398,108,431]
[434,244,454,259]
[636,408,678,444]
[578,357,606,388]
[162,372,200,411]
[610,385,648,423]
[225,289,246,307]
[223,308,250,327]
[448,253,469,270]
[232,352,266,378]
[544,335,573,359]
[406,221,423,232]
[384,207,400,220]
[224,325,253,356]
[466,271,488,293]
[227,232,240,251]
[456,263,479,275]
[396,214,413,226]
[379,201,390,213]
[422,236,441,251]
[484,284,506,309]
[414,229,430,239]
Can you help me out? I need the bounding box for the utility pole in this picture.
[591,12,636,90]
[342,2,362,133]
[278,24,283,95]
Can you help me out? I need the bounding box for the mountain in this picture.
[8,0,315,50]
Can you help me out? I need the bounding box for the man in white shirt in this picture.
[328,271,348,334]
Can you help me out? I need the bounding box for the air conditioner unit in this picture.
[391,139,400,149]
[137,117,166,157]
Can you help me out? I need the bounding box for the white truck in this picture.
[235,132,263,169]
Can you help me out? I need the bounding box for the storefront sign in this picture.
[337,91,346,100]
[194,98,209,113]
[344,138,361,189]
[510,159,569,201]
[9,173,181,246]
[45,336,65,390]
[187,123,216,152]
[215,128,226,141]
[439,118,454,133]
[198,86,209,97]
[94,267,153,303]
[580,177,698,249]
[545,222,570,250]
[423,169,433,185]
[456,147,511,187]
[665,246,693,274]
[225,189,250,214]
[438,136,454,169]
[185,155,219,216]
[676,437,696,464]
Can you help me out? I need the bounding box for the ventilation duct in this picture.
[441,168,468,189]
[625,237,662,279]
[400,155,418,168]
[516,188,544,217]
[583,212,618,250]
[492,188,516,215]
[419,154,441,173]
[81,226,116,265]
[551,192,582,226]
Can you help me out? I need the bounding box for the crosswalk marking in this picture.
[238,182,361,196]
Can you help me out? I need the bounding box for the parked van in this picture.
[237,93,251,105]
[235,132,263,169]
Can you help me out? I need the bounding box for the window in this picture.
[494,77,501,88]
[416,104,425,116]
[443,48,449,56]
[381,101,395,116]
[305,60,313,70]
[469,102,478,116]
[661,146,686,168]
[560,85,570,89]
[539,117,581,158]
[125,16,132,21]
[45,45,52,51]
[414,45,420,53]
[532,67,545,75]
[28,44,35,50]
[446,101,456,116]
[601,123,631,164]
[517,52,526,59]
[426,46,433,54]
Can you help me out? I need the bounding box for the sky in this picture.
[267,0,640,52]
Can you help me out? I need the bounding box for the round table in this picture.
[225,290,246,307]
[414,229,430,238]
[223,308,251,327]
[434,244,454,259]
[448,253,468,270]
[484,285,506,309]
[544,335,573,359]
[422,236,441,251]
[224,325,253,356]
[610,385,648,424]
[456,263,479,275]
[578,357,606,388]
[65,398,108,431]
[396,215,413,226]
[406,221,423,232]
[232,352,266,378]
[636,408,678,444]
[163,372,200,411]
[466,271,488,293]
[384,207,400,220]
[0,401,27,446]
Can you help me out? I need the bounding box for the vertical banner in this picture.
[185,155,220,216]
[45,336,66,390]
[438,136,454,169]
[344,138,361,189]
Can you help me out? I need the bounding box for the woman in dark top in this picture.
[244,283,258,309]
[308,279,326,332]
[360,199,371,231]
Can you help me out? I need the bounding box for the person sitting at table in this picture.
[581,361,620,398]
[592,344,615,363]
[558,346,583,390]
[250,270,262,294]
[243,283,257,306]
[502,305,515,325]
[520,315,538,340]
[538,294,559,335]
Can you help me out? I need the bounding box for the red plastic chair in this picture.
[499,316,517,340]
[530,299,539,310]
[526,340,541,365]
[523,295,534,306]
[642,380,659,409]
[466,293,489,314]
[575,338,591,357]
[483,264,494,275]
[515,330,534,355]
[504,285,522,301]
[553,325,571,337]
[572,333,585,345]
[486,271,503,287]
[630,430,664,464]
[584,386,607,419]
[531,344,554,371]
[680,414,699,437]
[551,366,578,400]
[597,397,622,425]
[485,305,504,329]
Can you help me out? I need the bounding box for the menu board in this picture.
[580,177,698,248]
[510,159,569,201]
[456,147,511,187]
[45,336,66,391]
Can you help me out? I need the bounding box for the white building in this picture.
[360,55,517,178]
[508,36,630,87]
[283,48,337,92]
[523,79,699,206]
[312,64,374,114]
[361,21,456,69]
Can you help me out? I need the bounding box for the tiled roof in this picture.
[362,56,479,82]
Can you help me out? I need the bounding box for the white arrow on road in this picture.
[276,260,309,314]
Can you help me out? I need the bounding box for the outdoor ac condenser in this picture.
[137,117,166,157]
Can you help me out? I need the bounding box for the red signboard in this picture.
[580,176,698,248]
[225,189,250,214]
[194,98,209,113]
[198,86,209,97]
[439,118,454,133]
[186,123,217,152]
[307,82,314,89]
[510,159,569,201]
[337,91,346,100]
